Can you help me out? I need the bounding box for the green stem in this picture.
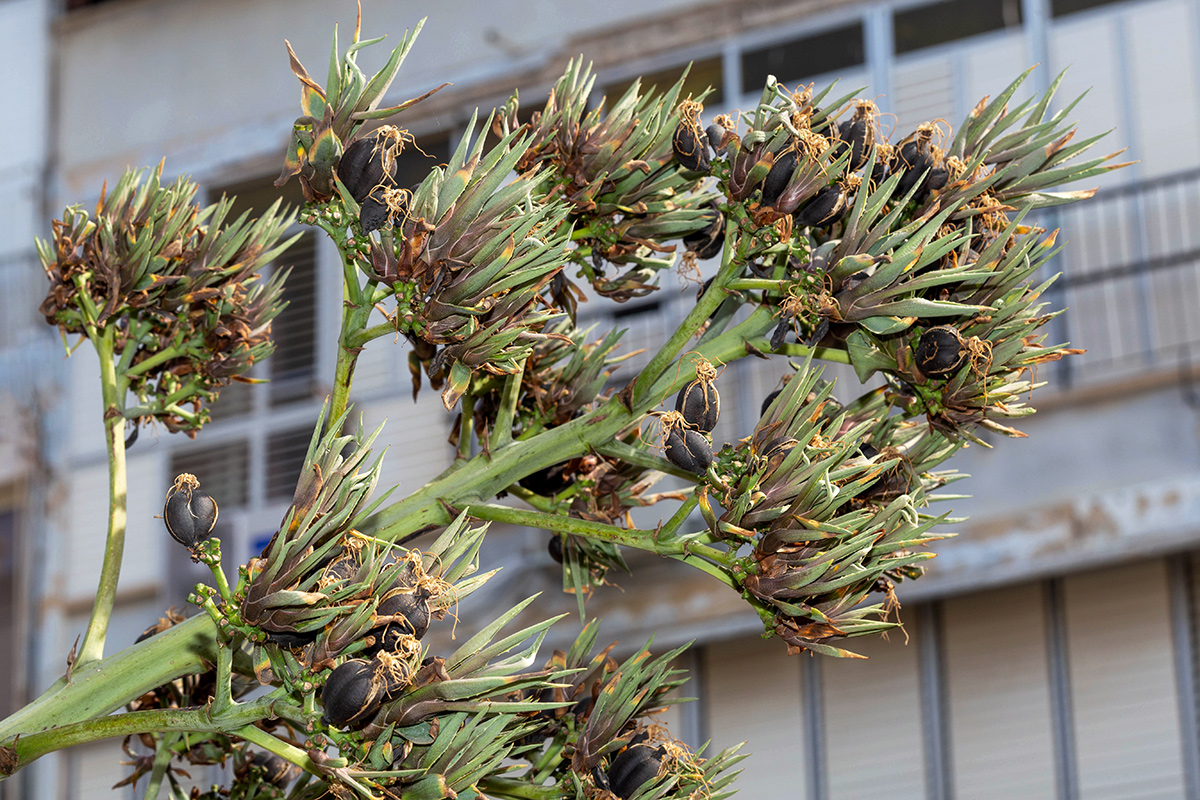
[0,614,218,749]
[462,503,731,568]
[775,343,853,364]
[478,777,560,800]
[365,307,778,542]
[234,724,324,780]
[141,733,179,800]
[488,360,524,452]
[123,339,186,378]
[631,216,749,406]
[346,319,401,349]
[6,693,281,769]
[726,278,787,292]
[77,324,127,666]
[463,503,658,551]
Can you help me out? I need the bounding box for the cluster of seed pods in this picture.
[318,555,434,729]
[662,358,721,474]
[338,126,412,233]
[670,91,955,231]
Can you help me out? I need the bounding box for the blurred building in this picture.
[1,0,1199,797]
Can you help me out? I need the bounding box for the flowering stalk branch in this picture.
[77,324,128,666]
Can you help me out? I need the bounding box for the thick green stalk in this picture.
[630,216,749,406]
[365,307,777,542]
[7,696,280,769]
[0,615,218,760]
[77,325,128,666]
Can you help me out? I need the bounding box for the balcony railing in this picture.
[1043,167,1200,388]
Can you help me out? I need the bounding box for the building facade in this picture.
[2,0,1199,797]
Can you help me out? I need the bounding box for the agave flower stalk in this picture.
[36,164,293,666]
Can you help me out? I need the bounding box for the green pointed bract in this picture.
[276,16,444,201]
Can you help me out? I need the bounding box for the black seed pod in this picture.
[548,534,564,564]
[265,628,319,648]
[682,208,724,260]
[370,651,416,698]
[837,102,878,170]
[795,183,846,228]
[608,744,665,799]
[705,123,727,154]
[249,751,298,789]
[359,196,389,233]
[339,129,400,202]
[664,425,713,474]
[376,586,432,640]
[925,162,949,194]
[163,474,219,550]
[675,379,720,433]
[519,461,572,496]
[672,117,710,172]
[761,148,798,208]
[321,659,382,728]
[915,325,967,378]
[362,622,413,658]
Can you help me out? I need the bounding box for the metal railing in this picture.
[1043,167,1200,388]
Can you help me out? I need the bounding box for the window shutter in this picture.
[266,425,315,502]
[1064,560,1186,796]
[701,635,809,797]
[270,231,319,406]
[943,584,1057,798]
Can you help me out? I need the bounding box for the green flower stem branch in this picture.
[0,615,218,765]
[77,322,128,667]
[459,503,730,566]
[6,695,287,769]
[311,214,381,423]
[140,733,179,800]
[364,305,781,543]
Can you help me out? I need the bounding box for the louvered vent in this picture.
[267,425,314,502]
[270,231,318,406]
[169,440,250,507]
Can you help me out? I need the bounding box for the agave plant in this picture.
[0,12,1128,800]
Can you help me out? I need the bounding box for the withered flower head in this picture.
[37,164,294,436]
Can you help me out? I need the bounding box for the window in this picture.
[605,57,724,108]
[266,426,315,502]
[269,232,319,406]
[741,24,865,94]
[1051,0,1141,16]
[169,440,251,509]
[893,0,1022,55]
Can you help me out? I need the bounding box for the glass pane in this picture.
[269,231,318,406]
[893,0,1022,56]
[741,24,865,94]
[605,56,724,108]
[267,426,314,502]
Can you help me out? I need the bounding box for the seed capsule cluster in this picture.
[338,126,411,233]
[163,473,219,553]
[662,358,722,474]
